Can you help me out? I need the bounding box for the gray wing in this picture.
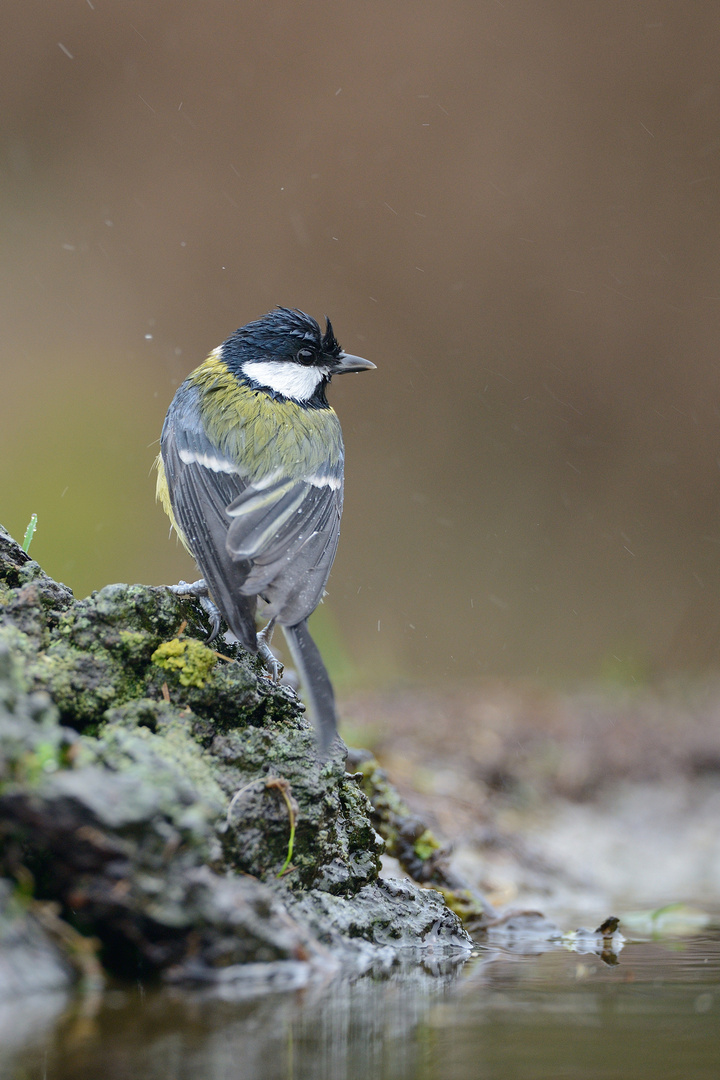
[161,385,259,645]
[160,382,343,639]
[226,473,343,626]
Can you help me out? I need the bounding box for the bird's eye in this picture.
[296,347,316,365]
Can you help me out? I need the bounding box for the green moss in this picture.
[352,753,490,931]
[437,886,488,932]
[355,757,410,859]
[16,739,61,785]
[151,638,217,688]
[117,629,150,662]
[35,641,128,728]
[87,706,227,833]
[148,653,276,730]
[413,828,442,861]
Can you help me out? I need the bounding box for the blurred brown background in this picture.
[2,1,720,690]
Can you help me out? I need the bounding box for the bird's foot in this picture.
[166,578,222,644]
[257,618,283,682]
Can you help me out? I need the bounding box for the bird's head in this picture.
[223,308,375,403]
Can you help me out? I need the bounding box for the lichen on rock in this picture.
[151,637,218,687]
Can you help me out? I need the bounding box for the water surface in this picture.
[4,935,720,1080]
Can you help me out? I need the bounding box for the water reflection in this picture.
[5,938,720,1080]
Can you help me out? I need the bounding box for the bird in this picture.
[155,307,375,755]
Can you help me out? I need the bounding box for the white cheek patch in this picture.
[179,448,240,474]
[242,360,328,401]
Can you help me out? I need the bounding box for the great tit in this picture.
[155,307,375,754]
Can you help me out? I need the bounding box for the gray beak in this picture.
[331,351,376,374]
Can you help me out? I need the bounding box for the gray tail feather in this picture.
[282,619,337,758]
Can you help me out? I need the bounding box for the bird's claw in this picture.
[198,597,222,644]
[167,578,209,598]
[165,578,222,643]
[257,619,283,683]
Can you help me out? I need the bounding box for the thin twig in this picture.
[226,779,266,824]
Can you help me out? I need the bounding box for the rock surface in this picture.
[0,526,471,992]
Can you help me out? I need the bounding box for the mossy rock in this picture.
[0,525,472,982]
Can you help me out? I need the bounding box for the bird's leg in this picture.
[166,578,222,644]
[256,618,282,682]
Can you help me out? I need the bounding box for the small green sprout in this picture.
[267,777,298,876]
[22,514,38,554]
[226,776,298,877]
